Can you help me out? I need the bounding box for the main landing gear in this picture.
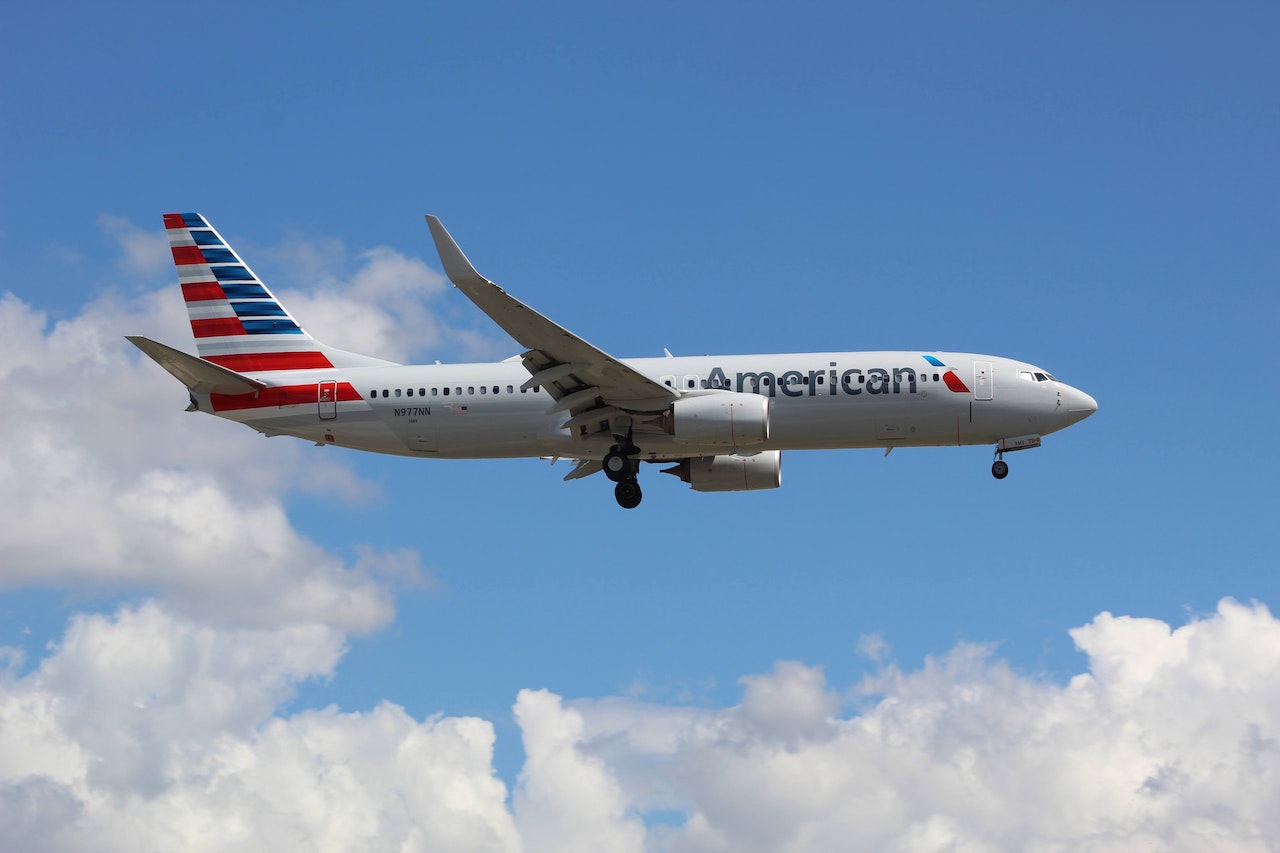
[614,478,642,509]
[604,429,643,509]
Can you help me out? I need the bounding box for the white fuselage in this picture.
[204,350,1097,462]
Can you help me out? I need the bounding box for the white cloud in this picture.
[96,215,171,274]
[0,601,519,853]
[568,599,1280,852]
[513,689,646,853]
[1,599,1279,852]
[0,212,517,630]
[0,285,406,631]
[259,235,509,364]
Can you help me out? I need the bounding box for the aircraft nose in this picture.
[1064,387,1097,421]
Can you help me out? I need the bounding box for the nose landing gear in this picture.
[991,434,1041,480]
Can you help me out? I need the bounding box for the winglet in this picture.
[425,215,488,288]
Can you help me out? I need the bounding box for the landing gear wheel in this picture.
[603,448,632,483]
[992,460,1009,480]
[614,479,643,509]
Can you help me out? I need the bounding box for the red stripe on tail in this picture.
[204,351,335,372]
[171,246,206,265]
[182,281,225,302]
[191,318,247,338]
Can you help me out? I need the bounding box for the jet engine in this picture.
[663,451,782,492]
[658,392,770,446]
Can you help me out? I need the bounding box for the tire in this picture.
[603,449,631,483]
[992,460,1009,480]
[614,479,643,509]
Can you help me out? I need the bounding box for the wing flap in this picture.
[563,459,603,481]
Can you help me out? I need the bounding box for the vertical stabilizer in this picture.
[163,213,396,371]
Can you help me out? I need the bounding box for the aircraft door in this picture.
[974,362,993,401]
[318,380,338,420]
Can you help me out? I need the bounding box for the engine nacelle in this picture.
[663,451,782,492]
[660,392,770,446]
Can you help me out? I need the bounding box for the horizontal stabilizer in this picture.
[125,336,266,395]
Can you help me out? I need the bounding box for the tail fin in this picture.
[163,213,396,371]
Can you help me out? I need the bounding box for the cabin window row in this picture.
[369,385,542,399]
[372,370,953,399]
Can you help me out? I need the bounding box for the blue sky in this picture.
[3,3,1279,849]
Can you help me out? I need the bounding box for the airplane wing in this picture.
[126,335,267,396]
[426,216,678,425]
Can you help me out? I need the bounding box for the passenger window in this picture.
[455,387,462,395]
[432,388,438,396]
[368,390,376,398]
[443,387,450,396]
[507,385,513,393]
[493,386,499,394]
[480,386,487,394]
[382,390,389,398]
[407,388,413,397]
[419,388,425,396]
[395,389,401,397]
[468,386,475,394]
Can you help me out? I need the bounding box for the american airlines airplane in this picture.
[129,213,1097,509]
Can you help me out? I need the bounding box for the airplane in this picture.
[128,213,1097,509]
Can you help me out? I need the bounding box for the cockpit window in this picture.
[1019,371,1034,382]
[1034,372,1048,381]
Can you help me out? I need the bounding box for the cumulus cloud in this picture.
[513,689,646,853]
[258,234,509,364]
[96,214,171,274]
[568,599,1280,852]
[0,269,412,631]
[0,601,519,852]
[2,598,1278,852]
